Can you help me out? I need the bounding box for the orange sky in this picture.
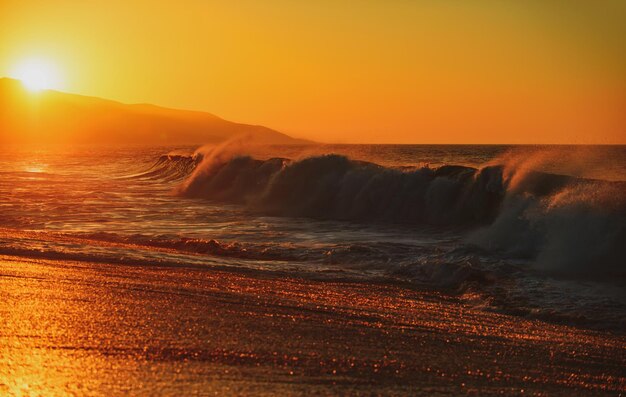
[1,1,625,144]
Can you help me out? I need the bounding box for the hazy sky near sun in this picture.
[1,0,625,143]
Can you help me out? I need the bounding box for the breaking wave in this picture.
[174,152,626,278]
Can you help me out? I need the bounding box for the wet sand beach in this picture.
[1,254,624,396]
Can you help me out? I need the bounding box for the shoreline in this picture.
[1,254,624,396]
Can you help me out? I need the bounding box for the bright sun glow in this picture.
[11,58,64,92]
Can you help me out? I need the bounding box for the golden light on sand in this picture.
[10,58,64,92]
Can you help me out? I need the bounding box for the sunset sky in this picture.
[1,1,625,144]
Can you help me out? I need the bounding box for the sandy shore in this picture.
[0,254,624,396]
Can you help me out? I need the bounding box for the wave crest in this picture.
[179,154,509,225]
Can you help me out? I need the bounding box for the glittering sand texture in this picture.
[1,255,624,396]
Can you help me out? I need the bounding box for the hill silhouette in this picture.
[0,78,304,145]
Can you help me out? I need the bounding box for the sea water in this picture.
[0,144,624,331]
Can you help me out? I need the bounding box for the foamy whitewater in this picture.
[1,144,625,331]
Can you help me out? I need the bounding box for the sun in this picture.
[11,58,64,92]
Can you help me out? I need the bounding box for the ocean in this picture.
[1,143,624,331]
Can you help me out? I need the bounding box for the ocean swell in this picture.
[127,153,201,182]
